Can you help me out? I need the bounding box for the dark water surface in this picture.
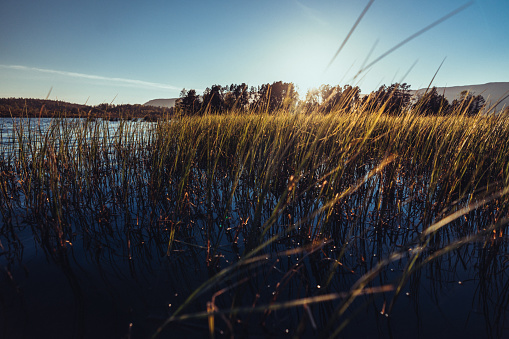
[2,223,508,339]
[0,117,508,338]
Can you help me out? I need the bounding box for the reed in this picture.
[0,101,508,337]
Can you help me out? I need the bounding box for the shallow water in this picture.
[0,118,508,338]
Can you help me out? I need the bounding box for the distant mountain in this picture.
[144,98,178,108]
[411,82,509,112]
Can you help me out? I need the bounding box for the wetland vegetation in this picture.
[0,94,509,338]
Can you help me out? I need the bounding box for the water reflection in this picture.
[0,117,508,338]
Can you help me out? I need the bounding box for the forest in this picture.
[0,81,493,120]
[0,98,170,120]
[176,81,488,116]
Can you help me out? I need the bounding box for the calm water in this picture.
[0,117,508,338]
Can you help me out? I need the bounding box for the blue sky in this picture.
[0,0,507,105]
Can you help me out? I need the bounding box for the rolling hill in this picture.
[411,82,509,112]
[143,98,178,108]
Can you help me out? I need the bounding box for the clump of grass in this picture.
[0,102,508,337]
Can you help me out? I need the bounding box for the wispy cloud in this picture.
[0,64,180,91]
[294,1,329,26]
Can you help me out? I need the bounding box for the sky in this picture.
[0,0,508,106]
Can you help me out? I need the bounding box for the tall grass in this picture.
[1,102,508,337]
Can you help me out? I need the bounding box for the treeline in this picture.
[1,82,496,120]
[178,81,491,116]
[412,87,487,116]
[0,98,170,120]
[0,98,88,117]
[362,83,486,116]
[353,83,487,116]
[176,81,299,115]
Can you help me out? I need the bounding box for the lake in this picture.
[0,116,508,338]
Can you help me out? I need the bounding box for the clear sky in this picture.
[0,0,507,105]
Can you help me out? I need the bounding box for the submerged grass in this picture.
[1,103,509,337]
